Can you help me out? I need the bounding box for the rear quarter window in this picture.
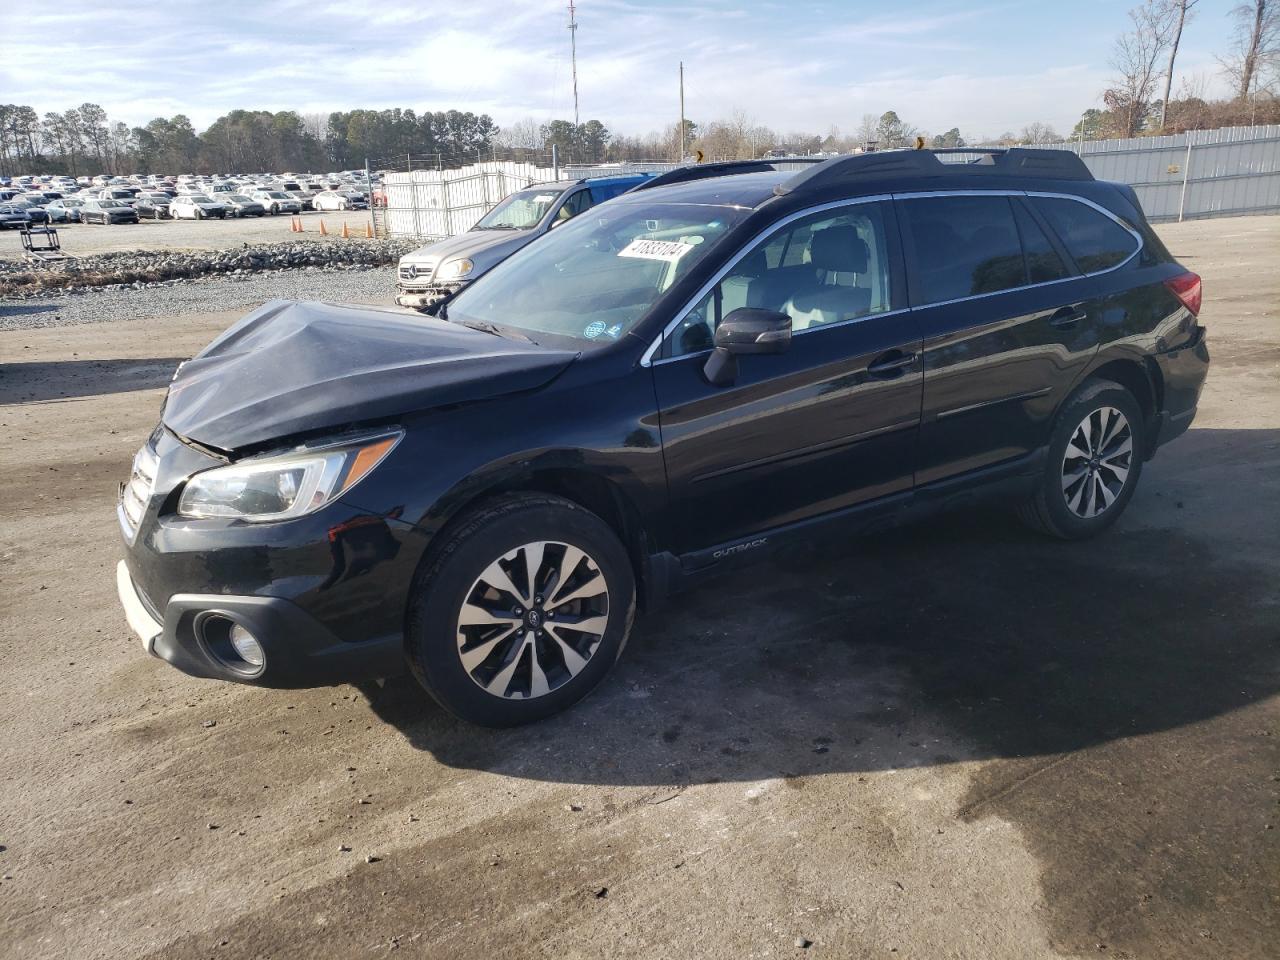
[1030,196,1138,273]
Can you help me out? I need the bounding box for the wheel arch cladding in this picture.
[424,468,653,605]
[1085,358,1160,432]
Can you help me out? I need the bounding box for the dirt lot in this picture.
[0,207,373,260]
[0,216,1277,960]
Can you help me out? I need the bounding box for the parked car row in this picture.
[0,169,376,228]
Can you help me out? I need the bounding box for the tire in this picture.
[406,493,636,727]
[1016,379,1145,540]
[195,208,203,220]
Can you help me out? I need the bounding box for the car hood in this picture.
[402,229,538,274]
[162,299,578,452]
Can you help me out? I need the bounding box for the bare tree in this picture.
[1160,0,1200,131]
[1219,1,1280,99]
[1020,122,1062,144]
[1107,0,1176,137]
[853,113,879,148]
[301,112,327,142]
[493,117,542,152]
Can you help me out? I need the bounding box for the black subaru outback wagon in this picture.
[117,149,1208,726]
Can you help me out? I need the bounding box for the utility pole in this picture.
[679,61,686,161]
[568,1,580,128]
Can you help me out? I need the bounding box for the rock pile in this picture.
[0,237,421,299]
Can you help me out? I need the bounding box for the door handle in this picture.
[1049,306,1087,328]
[866,351,917,377]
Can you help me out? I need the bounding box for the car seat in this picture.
[781,226,872,330]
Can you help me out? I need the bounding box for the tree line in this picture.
[0,104,502,177]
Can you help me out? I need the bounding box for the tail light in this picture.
[1164,271,1202,317]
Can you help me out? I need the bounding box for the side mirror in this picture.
[703,308,792,386]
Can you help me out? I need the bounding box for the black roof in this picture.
[612,148,1094,210]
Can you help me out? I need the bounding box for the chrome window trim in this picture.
[640,189,1143,368]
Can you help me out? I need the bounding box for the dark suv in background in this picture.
[117,149,1208,726]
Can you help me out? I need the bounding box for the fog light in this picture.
[229,624,265,668]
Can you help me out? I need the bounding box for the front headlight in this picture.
[436,258,474,281]
[177,431,401,522]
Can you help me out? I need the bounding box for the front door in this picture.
[651,200,923,556]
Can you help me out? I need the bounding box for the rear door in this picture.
[898,191,1102,486]
[651,199,922,555]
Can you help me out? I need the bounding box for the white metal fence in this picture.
[380,125,1280,238]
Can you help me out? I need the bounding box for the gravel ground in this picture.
[0,264,399,330]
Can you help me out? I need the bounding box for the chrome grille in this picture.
[398,260,437,283]
[118,442,158,542]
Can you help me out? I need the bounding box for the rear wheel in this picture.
[406,494,636,727]
[1017,379,1145,539]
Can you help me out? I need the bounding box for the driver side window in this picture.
[662,201,895,359]
[555,189,593,223]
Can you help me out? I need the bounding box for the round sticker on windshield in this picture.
[583,320,607,340]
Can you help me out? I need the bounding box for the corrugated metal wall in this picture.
[382,126,1280,237]
[1031,125,1280,221]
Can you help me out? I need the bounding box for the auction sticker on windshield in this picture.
[618,237,698,262]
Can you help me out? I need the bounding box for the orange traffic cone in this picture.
[291,216,301,232]
[319,220,328,236]
[365,223,373,239]
[341,221,350,239]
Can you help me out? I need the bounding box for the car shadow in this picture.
[0,358,185,404]
[356,425,1280,791]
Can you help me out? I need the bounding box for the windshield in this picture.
[447,200,749,345]
[100,201,125,208]
[266,192,289,199]
[474,187,565,230]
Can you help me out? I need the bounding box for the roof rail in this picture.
[628,158,823,192]
[774,147,1093,196]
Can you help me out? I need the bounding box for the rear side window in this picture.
[1012,201,1071,283]
[1030,196,1138,273]
[901,195,1026,303]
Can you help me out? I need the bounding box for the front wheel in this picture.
[406,494,636,726]
[1017,379,1145,539]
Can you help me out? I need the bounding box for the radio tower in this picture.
[568,1,580,127]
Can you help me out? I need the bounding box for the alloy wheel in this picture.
[1061,406,1133,519]
[456,541,610,700]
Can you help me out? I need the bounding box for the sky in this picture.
[1,0,1245,140]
